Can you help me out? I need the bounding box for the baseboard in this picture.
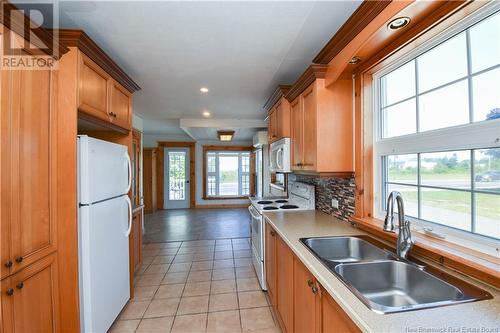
[194,204,249,209]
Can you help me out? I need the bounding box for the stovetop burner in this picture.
[274,199,288,203]
[280,205,299,209]
[257,200,273,204]
[263,206,279,210]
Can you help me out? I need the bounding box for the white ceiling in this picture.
[43,1,361,138]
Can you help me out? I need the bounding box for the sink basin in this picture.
[300,235,492,314]
[335,260,476,313]
[301,236,394,264]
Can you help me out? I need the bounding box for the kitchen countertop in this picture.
[263,210,500,333]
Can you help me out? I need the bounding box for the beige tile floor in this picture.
[109,238,281,333]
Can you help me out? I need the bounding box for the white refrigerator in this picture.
[77,135,132,333]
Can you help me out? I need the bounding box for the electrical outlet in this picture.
[331,199,339,209]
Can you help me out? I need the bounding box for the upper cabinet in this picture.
[264,85,291,144]
[286,65,353,175]
[59,29,140,133]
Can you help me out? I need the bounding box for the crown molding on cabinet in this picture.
[0,1,69,59]
[313,0,392,65]
[263,85,291,111]
[285,64,328,102]
[56,29,141,93]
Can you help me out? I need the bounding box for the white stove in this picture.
[248,182,315,290]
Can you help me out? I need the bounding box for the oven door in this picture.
[248,205,263,260]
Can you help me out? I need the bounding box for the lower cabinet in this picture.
[264,220,360,333]
[129,207,144,296]
[1,253,60,333]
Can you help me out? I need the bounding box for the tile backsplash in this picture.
[292,174,355,222]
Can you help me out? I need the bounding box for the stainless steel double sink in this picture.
[300,236,492,314]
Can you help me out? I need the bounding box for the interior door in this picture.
[164,148,190,209]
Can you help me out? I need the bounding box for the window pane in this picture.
[472,68,500,122]
[418,33,468,92]
[382,98,416,138]
[387,154,418,184]
[208,153,216,173]
[421,188,471,231]
[386,184,418,218]
[421,151,471,189]
[242,174,249,196]
[381,60,416,106]
[219,155,239,196]
[242,155,250,173]
[475,193,500,239]
[469,12,500,73]
[474,148,500,193]
[419,80,469,132]
[169,152,186,200]
[208,175,216,196]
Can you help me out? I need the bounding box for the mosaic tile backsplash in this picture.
[292,174,356,222]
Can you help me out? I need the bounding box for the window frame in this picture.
[372,5,500,252]
[202,145,254,200]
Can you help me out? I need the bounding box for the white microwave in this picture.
[270,138,291,173]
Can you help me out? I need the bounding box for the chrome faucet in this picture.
[383,191,413,260]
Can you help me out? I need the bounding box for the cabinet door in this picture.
[322,290,360,333]
[78,53,110,121]
[290,98,303,170]
[132,210,143,273]
[268,108,277,143]
[265,222,277,307]
[9,57,57,274]
[276,237,293,333]
[294,258,320,333]
[1,59,13,279]
[110,80,132,130]
[1,253,60,333]
[302,85,317,171]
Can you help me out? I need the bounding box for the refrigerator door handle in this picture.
[125,152,132,194]
[125,196,133,237]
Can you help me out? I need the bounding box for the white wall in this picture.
[142,133,251,207]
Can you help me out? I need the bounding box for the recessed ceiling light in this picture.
[202,110,211,117]
[349,56,361,65]
[200,87,209,93]
[387,17,411,30]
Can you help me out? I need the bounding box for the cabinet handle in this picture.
[113,113,117,118]
[4,260,12,268]
[307,279,314,287]
[270,231,276,237]
[15,256,23,263]
[6,288,14,296]
[16,282,23,290]
[311,285,319,294]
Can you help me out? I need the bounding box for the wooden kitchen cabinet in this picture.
[322,289,360,333]
[265,86,291,144]
[1,253,60,333]
[277,236,294,333]
[78,52,111,122]
[143,148,158,213]
[1,50,58,279]
[287,65,353,174]
[265,222,277,307]
[110,80,132,130]
[294,258,321,333]
[129,207,143,296]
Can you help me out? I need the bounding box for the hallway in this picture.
[143,208,251,243]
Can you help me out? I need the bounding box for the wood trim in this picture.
[194,204,249,209]
[78,110,129,134]
[352,216,500,288]
[285,64,328,102]
[292,171,355,178]
[263,85,291,111]
[0,2,69,58]
[312,0,392,64]
[55,29,141,93]
[157,142,196,209]
[202,145,254,200]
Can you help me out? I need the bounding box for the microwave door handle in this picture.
[276,148,283,170]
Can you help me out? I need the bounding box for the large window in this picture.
[375,9,500,241]
[205,149,251,198]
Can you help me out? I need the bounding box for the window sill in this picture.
[202,196,249,200]
[351,216,500,288]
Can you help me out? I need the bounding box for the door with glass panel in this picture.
[164,148,190,209]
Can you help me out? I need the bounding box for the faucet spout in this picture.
[383,191,414,260]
